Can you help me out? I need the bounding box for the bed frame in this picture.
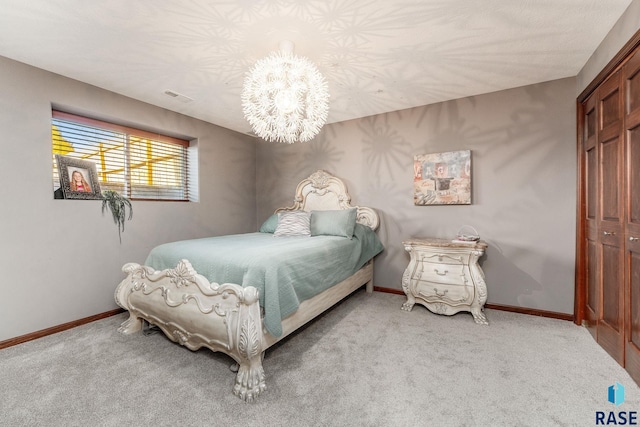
[114,170,380,402]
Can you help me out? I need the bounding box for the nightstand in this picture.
[401,238,489,325]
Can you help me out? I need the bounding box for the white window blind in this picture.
[52,110,191,201]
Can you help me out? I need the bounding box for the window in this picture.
[52,110,193,201]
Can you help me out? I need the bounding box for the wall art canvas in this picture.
[413,150,471,205]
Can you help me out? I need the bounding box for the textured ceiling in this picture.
[0,0,632,136]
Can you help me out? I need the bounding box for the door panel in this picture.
[600,242,625,363]
[602,90,621,128]
[600,138,621,221]
[583,95,598,334]
[628,109,640,231]
[602,244,622,329]
[587,240,598,325]
[587,146,597,220]
[598,71,625,364]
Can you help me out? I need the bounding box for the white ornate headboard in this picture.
[276,170,380,231]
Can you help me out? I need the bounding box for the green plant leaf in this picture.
[101,190,133,243]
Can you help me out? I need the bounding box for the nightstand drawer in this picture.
[418,252,470,265]
[415,281,474,306]
[416,261,467,286]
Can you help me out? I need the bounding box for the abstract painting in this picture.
[413,150,471,205]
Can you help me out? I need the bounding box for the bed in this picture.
[114,170,382,402]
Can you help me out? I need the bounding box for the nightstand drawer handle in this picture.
[631,236,639,242]
[434,268,448,276]
[603,231,615,236]
[433,288,448,297]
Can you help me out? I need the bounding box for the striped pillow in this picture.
[273,210,311,237]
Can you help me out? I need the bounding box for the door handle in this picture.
[603,231,615,236]
[630,236,639,242]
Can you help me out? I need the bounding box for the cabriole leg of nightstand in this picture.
[401,299,415,311]
[400,267,415,311]
[471,307,489,325]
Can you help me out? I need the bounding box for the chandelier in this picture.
[241,41,329,144]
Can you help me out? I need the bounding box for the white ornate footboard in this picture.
[115,259,267,401]
[115,257,375,402]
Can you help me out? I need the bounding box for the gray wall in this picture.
[257,77,577,314]
[577,0,640,94]
[0,56,257,341]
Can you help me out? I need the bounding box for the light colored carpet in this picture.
[1,291,638,427]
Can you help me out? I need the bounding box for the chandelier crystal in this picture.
[241,41,329,143]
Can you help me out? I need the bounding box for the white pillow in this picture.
[273,211,311,237]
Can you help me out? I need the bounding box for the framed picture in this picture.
[55,154,102,200]
[413,150,471,205]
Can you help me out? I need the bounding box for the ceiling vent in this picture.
[164,90,194,103]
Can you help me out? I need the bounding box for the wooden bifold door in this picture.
[578,43,640,385]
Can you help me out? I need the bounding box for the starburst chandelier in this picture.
[241,41,329,144]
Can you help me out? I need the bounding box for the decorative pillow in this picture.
[310,208,357,238]
[273,210,311,237]
[259,214,278,233]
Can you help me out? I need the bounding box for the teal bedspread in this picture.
[144,223,384,337]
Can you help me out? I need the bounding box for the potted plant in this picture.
[101,190,133,243]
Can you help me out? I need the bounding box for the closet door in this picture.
[598,71,625,364]
[624,50,640,383]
